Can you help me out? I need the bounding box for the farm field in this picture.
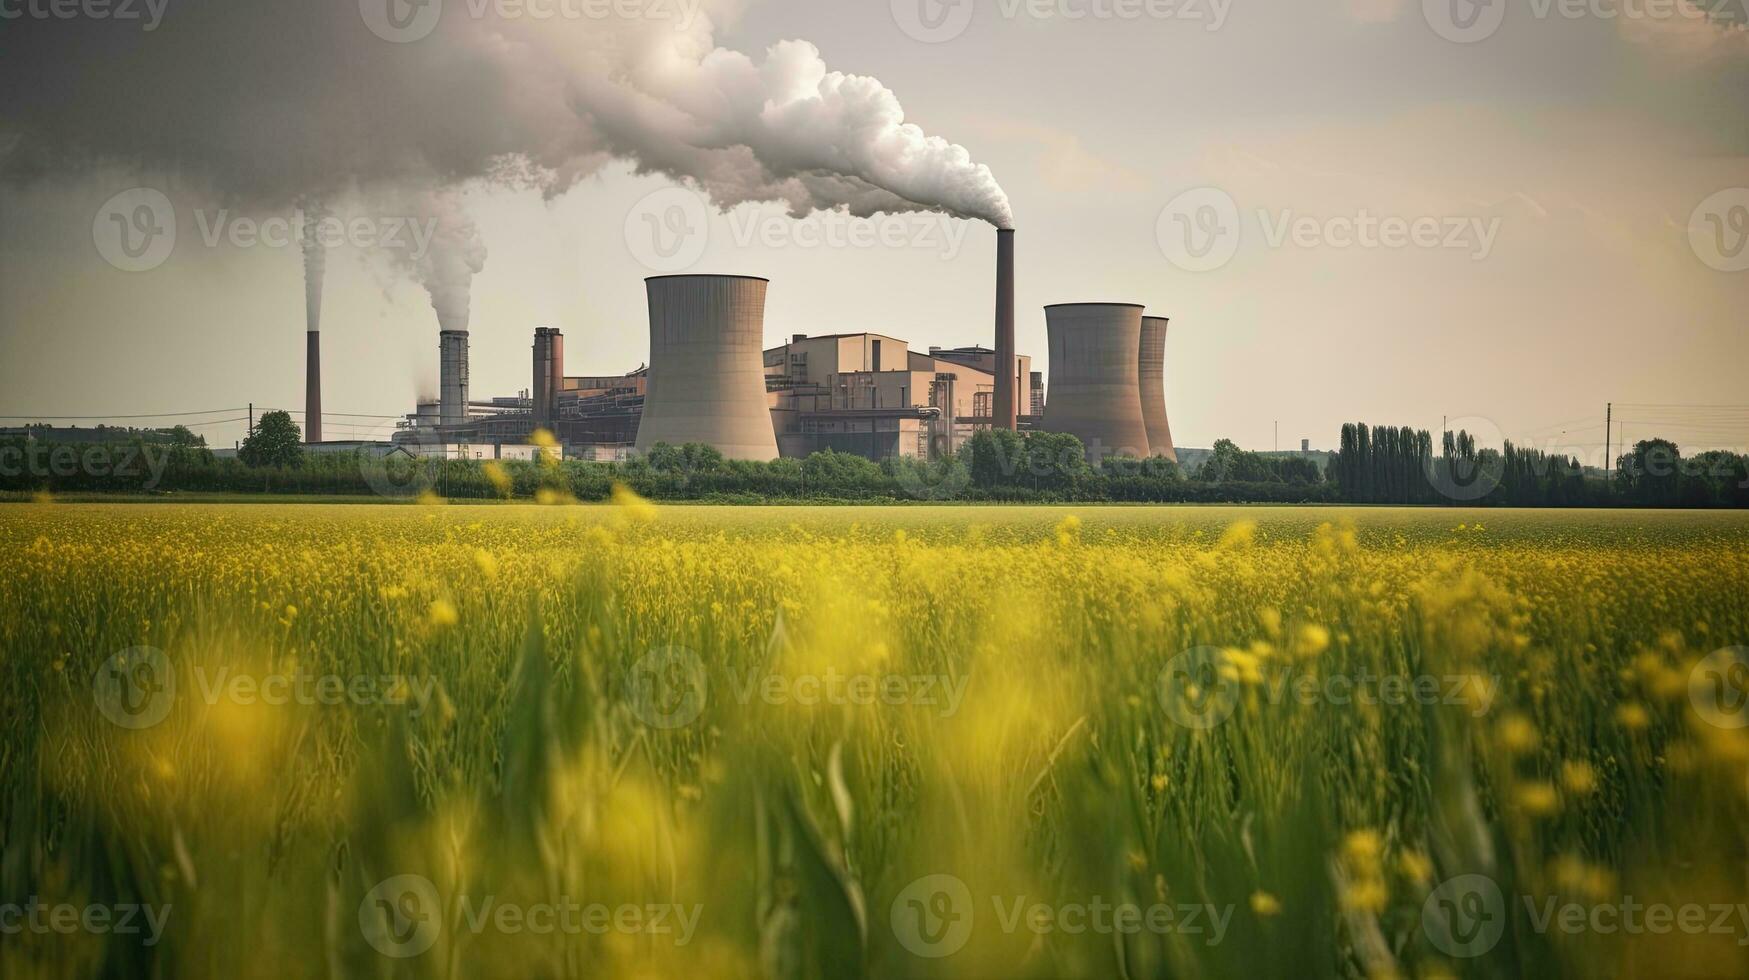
[3,502,1749,979]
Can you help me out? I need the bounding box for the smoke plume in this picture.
[299,197,326,334]
[0,2,1013,226]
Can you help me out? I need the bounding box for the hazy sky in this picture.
[2,0,1746,458]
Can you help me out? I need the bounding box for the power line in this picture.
[0,409,247,420]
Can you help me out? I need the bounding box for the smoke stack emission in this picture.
[300,199,325,443]
[993,229,1016,429]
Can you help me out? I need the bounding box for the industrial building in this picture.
[356,232,1176,465]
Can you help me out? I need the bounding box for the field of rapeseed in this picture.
[2,501,1748,979]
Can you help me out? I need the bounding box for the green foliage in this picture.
[238,410,304,468]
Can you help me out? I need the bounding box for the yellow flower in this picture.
[1560,760,1597,796]
[428,599,459,627]
[1615,702,1651,731]
[1496,714,1539,754]
[1513,781,1560,817]
[611,483,658,522]
[1398,850,1433,885]
[1294,623,1331,659]
[473,549,499,580]
[1250,891,1282,917]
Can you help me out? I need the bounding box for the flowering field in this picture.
[3,502,1748,979]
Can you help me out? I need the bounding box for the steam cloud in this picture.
[299,197,326,334]
[0,2,1014,227]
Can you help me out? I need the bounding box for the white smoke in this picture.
[0,2,1013,226]
[394,186,488,334]
[298,196,327,334]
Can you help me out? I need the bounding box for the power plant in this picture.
[635,275,780,461]
[1041,303,1151,462]
[1139,315,1176,463]
[359,231,1178,466]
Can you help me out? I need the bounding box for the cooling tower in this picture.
[993,229,1017,430]
[439,329,469,427]
[1139,316,1177,463]
[635,275,779,461]
[1042,303,1150,462]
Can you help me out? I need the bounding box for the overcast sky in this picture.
[2,0,1746,457]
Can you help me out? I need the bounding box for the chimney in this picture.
[548,329,564,427]
[304,274,322,444]
[993,229,1016,429]
[532,328,558,427]
[439,329,469,428]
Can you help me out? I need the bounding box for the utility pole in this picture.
[248,402,254,437]
[1604,402,1612,487]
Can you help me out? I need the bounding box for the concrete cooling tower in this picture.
[635,275,779,461]
[1139,316,1177,463]
[1042,303,1150,462]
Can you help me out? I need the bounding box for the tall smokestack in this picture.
[993,229,1016,429]
[532,328,551,427]
[301,203,325,444]
[440,329,469,428]
[548,328,564,426]
[1139,316,1176,463]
